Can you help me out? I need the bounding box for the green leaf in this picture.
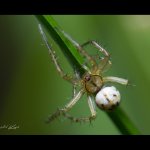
[36,15,141,135]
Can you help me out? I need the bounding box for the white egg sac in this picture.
[95,86,121,111]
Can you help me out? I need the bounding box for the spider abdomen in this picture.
[95,86,120,111]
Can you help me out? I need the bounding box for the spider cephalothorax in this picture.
[39,24,128,123]
[82,73,103,94]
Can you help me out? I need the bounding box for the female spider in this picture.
[39,24,128,123]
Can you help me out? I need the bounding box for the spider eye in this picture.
[84,75,91,81]
[95,86,121,111]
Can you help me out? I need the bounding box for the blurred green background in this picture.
[0,15,150,135]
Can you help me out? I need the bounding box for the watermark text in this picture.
[0,124,19,130]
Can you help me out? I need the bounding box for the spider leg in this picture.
[73,84,77,97]
[87,95,97,121]
[74,68,80,80]
[98,57,112,73]
[103,76,128,86]
[81,40,112,72]
[72,69,80,96]
[46,88,85,123]
[38,24,75,84]
[62,30,96,67]
[62,95,97,123]
[81,40,110,56]
[71,69,83,94]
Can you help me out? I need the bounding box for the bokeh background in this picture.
[0,15,150,134]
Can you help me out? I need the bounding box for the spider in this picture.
[38,24,128,123]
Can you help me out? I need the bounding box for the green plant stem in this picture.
[107,107,140,134]
[36,15,141,135]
